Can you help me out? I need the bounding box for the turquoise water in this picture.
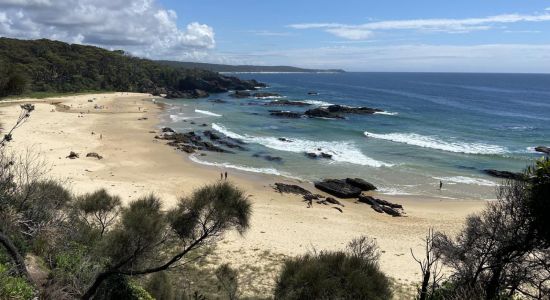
[159,72,550,200]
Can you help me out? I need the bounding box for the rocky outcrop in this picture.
[535,146,550,154]
[304,107,344,119]
[229,91,251,98]
[158,131,233,154]
[162,127,175,133]
[273,183,311,195]
[304,104,383,119]
[269,110,303,118]
[326,105,383,114]
[358,195,403,217]
[314,179,362,198]
[346,178,377,191]
[210,99,227,104]
[165,89,209,99]
[264,100,311,107]
[308,91,319,95]
[484,169,524,181]
[253,153,282,162]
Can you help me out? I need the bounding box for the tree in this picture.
[526,157,550,246]
[432,164,550,300]
[411,228,443,300]
[274,236,392,300]
[81,181,251,299]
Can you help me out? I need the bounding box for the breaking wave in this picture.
[195,109,222,117]
[363,131,507,155]
[213,123,392,167]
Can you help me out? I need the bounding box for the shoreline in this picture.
[0,92,487,296]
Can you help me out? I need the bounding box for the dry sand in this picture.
[0,93,487,297]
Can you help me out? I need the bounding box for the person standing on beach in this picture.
[225,172,228,180]
[220,173,223,180]
[439,180,443,190]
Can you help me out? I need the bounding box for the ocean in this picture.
[160,72,550,200]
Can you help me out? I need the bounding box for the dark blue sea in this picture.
[160,72,550,200]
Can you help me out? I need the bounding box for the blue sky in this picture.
[1,0,550,72]
[161,0,550,72]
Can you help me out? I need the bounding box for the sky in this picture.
[1,0,550,72]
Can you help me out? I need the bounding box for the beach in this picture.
[0,92,487,297]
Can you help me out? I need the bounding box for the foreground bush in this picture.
[0,263,34,300]
[275,237,392,300]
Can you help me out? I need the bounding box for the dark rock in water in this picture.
[483,169,524,181]
[270,110,303,118]
[304,107,344,119]
[190,121,196,125]
[314,179,362,198]
[346,178,377,191]
[264,100,311,107]
[278,137,293,142]
[305,152,318,159]
[326,104,383,114]
[66,151,79,159]
[253,92,281,98]
[217,140,247,151]
[264,155,283,162]
[210,99,227,104]
[320,152,332,159]
[535,146,550,154]
[86,152,103,160]
[162,127,175,133]
[200,123,208,127]
[274,183,311,195]
[203,130,221,140]
[229,91,251,98]
[308,91,319,95]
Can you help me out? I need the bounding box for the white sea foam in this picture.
[374,111,399,116]
[255,95,286,99]
[435,176,497,187]
[301,99,333,106]
[169,114,192,122]
[195,109,222,117]
[213,123,392,167]
[363,131,507,155]
[377,187,414,196]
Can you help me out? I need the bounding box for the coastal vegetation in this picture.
[0,38,262,99]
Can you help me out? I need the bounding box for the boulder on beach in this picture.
[314,179,362,198]
[86,152,103,160]
[274,183,312,195]
[346,178,377,191]
[535,146,550,155]
[66,151,79,159]
[162,127,175,133]
[483,169,524,181]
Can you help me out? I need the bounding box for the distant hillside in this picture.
[157,61,345,73]
[0,38,262,98]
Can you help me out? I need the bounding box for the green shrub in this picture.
[274,251,392,300]
[94,274,154,300]
[0,264,35,300]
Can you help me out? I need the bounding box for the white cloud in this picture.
[289,12,550,39]
[0,0,215,59]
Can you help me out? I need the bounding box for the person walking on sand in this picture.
[220,173,223,180]
[224,172,228,180]
[439,180,443,190]
[100,134,103,140]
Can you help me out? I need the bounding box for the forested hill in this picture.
[157,60,345,73]
[0,38,264,98]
